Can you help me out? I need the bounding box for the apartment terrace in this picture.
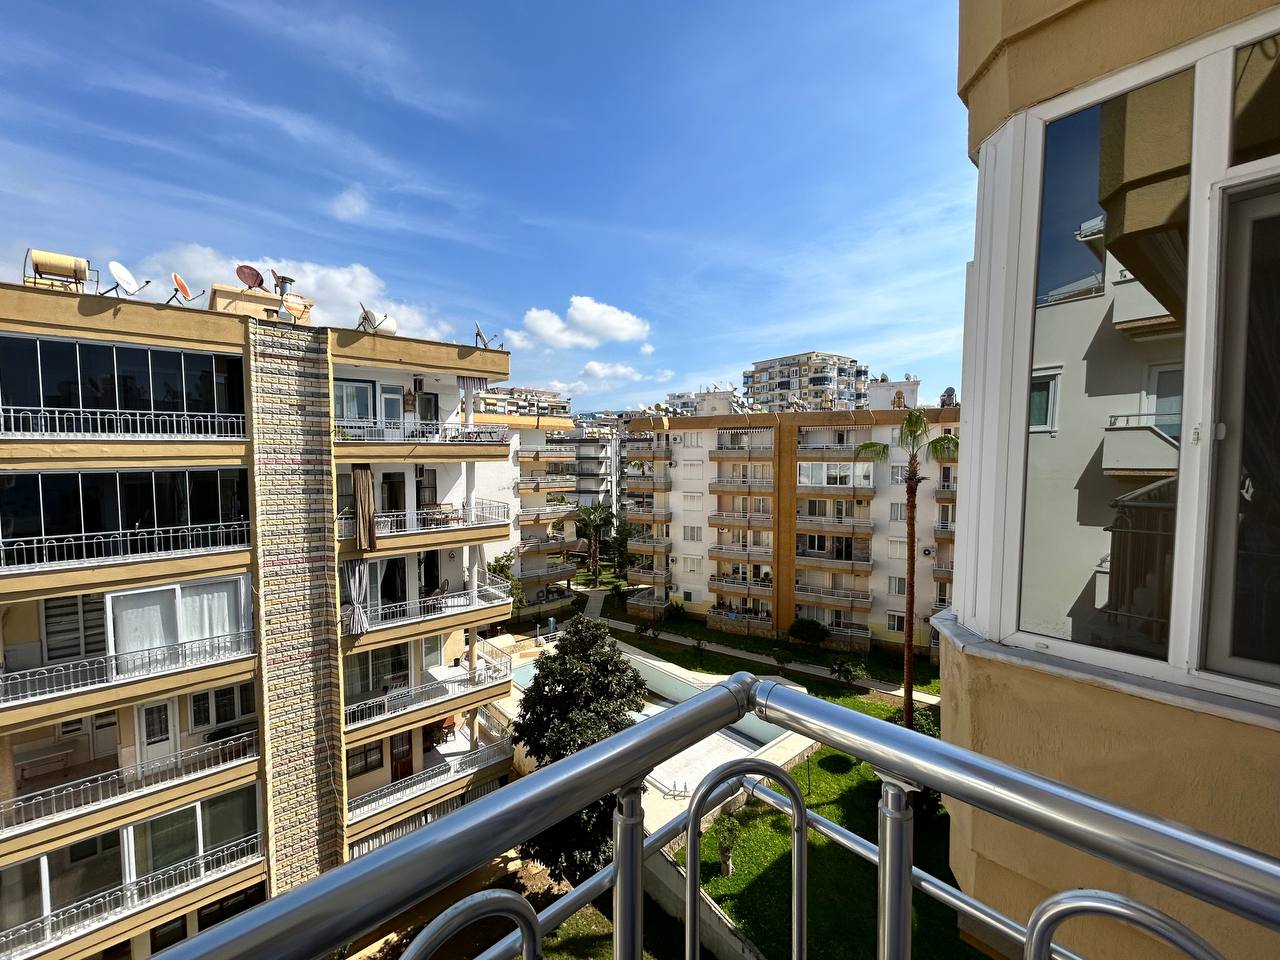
[626,565,672,587]
[796,480,876,499]
[0,732,257,854]
[332,418,510,463]
[707,511,773,530]
[348,581,512,646]
[933,560,954,580]
[337,499,509,554]
[793,582,873,611]
[0,408,246,441]
[623,473,672,492]
[0,630,256,731]
[0,520,250,577]
[707,574,773,599]
[706,543,774,563]
[707,477,774,494]
[516,444,576,461]
[620,503,672,524]
[705,608,774,636]
[935,521,956,540]
[518,562,577,587]
[625,588,667,620]
[794,514,874,535]
[709,443,774,461]
[517,535,585,555]
[627,536,672,557]
[624,442,671,461]
[517,503,576,524]
[795,442,876,461]
[935,479,958,500]
[794,548,873,573]
[1102,412,1180,477]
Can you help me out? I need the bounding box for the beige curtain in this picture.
[354,464,377,551]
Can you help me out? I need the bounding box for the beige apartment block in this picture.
[948,2,1280,957]
[741,351,870,411]
[623,381,958,655]
[0,279,520,959]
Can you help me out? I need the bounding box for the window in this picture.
[889,576,907,596]
[887,613,906,633]
[345,644,411,699]
[1028,371,1059,431]
[888,539,907,560]
[190,682,257,731]
[682,525,702,542]
[751,496,769,515]
[41,594,106,662]
[109,576,245,658]
[890,466,908,485]
[346,742,383,777]
[151,917,188,952]
[890,503,907,522]
[680,460,703,480]
[682,493,703,511]
[337,473,354,518]
[682,555,702,574]
[804,534,827,552]
[683,590,694,602]
[681,432,703,448]
[334,380,373,421]
[422,635,443,670]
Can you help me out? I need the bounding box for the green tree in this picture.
[716,810,744,877]
[787,617,829,644]
[855,409,958,730]
[487,549,524,610]
[574,502,615,587]
[607,518,634,577]
[512,615,645,880]
[829,655,868,687]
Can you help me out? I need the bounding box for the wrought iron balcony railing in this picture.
[159,674,1280,960]
[337,499,508,541]
[334,418,509,444]
[0,520,250,572]
[0,406,247,440]
[0,630,256,705]
[0,732,257,834]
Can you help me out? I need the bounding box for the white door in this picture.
[137,700,176,765]
[91,711,117,760]
[1145,364,1183,440]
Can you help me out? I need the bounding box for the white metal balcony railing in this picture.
[517,535,569,553]
[518,562,576,581]
[794,514,873,530]
[517,444,575,456]
[624,443,671,457]
[935,520,956,533]
[358,581,512,633]
[0,835,261,959]
[333,418,509,444]
[707,511,772,525]
[707,477,774,489]
[0,631,256,705]
[161,675,1280,960]
[796,480,875,492]
[707,574,772,592]
[628,536,670,549]
[517,475,576,489]
[795,548,872,566]
[713,444,773,454]
[0,520,251,573]
[796,440,869,451]
[625,589,667,609]
[345,644,511,729]
[348,738,514,821]
[936,480,959,492]
[336,499,509,541]
[794,583,873,604]
[519,504,576,522]
[0,733,257,834]
[706,608,773,627]
[935,560,955,573]
[0,406,247,440]
[827,622,872,640]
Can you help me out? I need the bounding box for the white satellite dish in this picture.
[103,261,149,298]
[356,302,397,335]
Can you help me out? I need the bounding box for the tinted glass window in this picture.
[151,351,184,412]
[201,785,257,849]
[214,355,244,415]
[80,473,119,533]
[1020,70,1192,660]
[78,343,115,410]
[184,353,215,413]
[153,472,189,527]
[115,347,151,411]
[0,336,39,408]
[0,474,41,539]
[40,339,78,408]
[41,474,81,537]
[188,471,220,525]
[219,469,248,523]
[120,472,154,529]
[1233,32,1280,166]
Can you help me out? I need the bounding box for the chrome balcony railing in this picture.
[0,520,250,572]
[348,738,515,821]
[333,418,509,444]
[360,580,512,632]
[0,732,258,833]
[337,499,509,541]
[0,406,247,439]
[0,835,261,959]
[0,630,256,705]
[345,658,511,729]
[164,673,1280,960]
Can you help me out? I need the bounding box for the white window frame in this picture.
[888,575,907,596]
[888,538,907,561]
[965,5,1280,708]
[887,612,906,633]
[890,502,907,522]
[682,525,703,543]
[890,465,907,485]
[1027,367,1061,433]
[104,575,250,657]
[189,682,257,732]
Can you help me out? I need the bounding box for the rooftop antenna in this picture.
[357,302,398,335]
[272,271,297,322]
[166,271,204,305]
[101,261,150,298]
[235,264,266,291]
[474,320,501,350]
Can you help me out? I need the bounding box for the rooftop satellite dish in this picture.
[165,271,205,305]
[235,264,266,291]
[474,320,500,350]
[102,261,150,298]
[356,302,397,335]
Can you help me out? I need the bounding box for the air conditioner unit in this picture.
[856,500,866,506]
[415,465,429,480]
[922,547,934,557]
[413,376,427,392]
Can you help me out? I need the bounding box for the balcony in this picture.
[0,406,246,440]
[935,521,956,539]
[620,504,672,524]
[0,835,261,959]
[332,418,510,462]
[627,536,672,556]
[707,574,773,599]
[796,481,876,499]
[351,581,512,638]
[706,543,773,563]
[0,520,250,575]
[828,621,872,642]
[710,444,773,460]
[518,535,585,555]
[0,631,255,723]
[935,479,958,500]
[517,475,577,493]
[345,643,510,734]
[516,444,576,461]
[518,562,577,586]
[0,733,257,839]
[627,566,671,587]
[706,608,774,636]
[933,561,954,579]
[625,588,667,620]
[794,583,873,611]
[794,514,874,535]
[794,548,873,573]
[623,474,672,492]
[625,443,671,460]
[337,499,509,545]
[707,511,772,529]
[1103,413,1180,477]
[518,503,577,524]
[707,477,774,494]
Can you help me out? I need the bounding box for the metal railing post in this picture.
[1024,890,1224,960]
[877,781,914,960]
[613,780,646,960]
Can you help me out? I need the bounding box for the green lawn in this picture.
[600,593,941,696]
[684,749,982,960]
[543,897,685,960]
[573,566,630,590]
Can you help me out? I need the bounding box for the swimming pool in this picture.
[512,662,539,689]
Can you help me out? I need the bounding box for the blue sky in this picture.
[0,1,973,410]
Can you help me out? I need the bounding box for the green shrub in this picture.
[829,655,869,686]
[885,706,940,738]
[663,601,687,624]
[787,617,829,644]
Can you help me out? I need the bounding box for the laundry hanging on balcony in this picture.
[353,463,378,551]
[342,559,370,636]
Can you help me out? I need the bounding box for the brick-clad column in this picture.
[247,320,345,891]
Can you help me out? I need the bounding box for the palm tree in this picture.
[574,502,615,587]
[854,409,958,730]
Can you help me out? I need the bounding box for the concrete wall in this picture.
[644,850,768,960]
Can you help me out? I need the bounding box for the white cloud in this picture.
[548,379,589,395]
[515,296,650,349]
[502,327,532,349]
[330,184,370,222]
[654,369,675,383]
[137,243,451,340]
[583,360,644,381]
[640,342,655,355]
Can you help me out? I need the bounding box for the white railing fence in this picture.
[0,406,247,439]
[0,521,250,571]
[334,418,509,444]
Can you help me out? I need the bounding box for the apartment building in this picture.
[558,416,622,512]
[946,3,1280,957]
[474,385,570,420]
[0,274,519,959]
[486,398,580,621]
[742,351,869,411]
[622,383,958,653]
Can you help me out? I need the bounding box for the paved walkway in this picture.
[575,588,938,707]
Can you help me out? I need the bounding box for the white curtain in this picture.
[112,589,178,653]
[180,581,239,641]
